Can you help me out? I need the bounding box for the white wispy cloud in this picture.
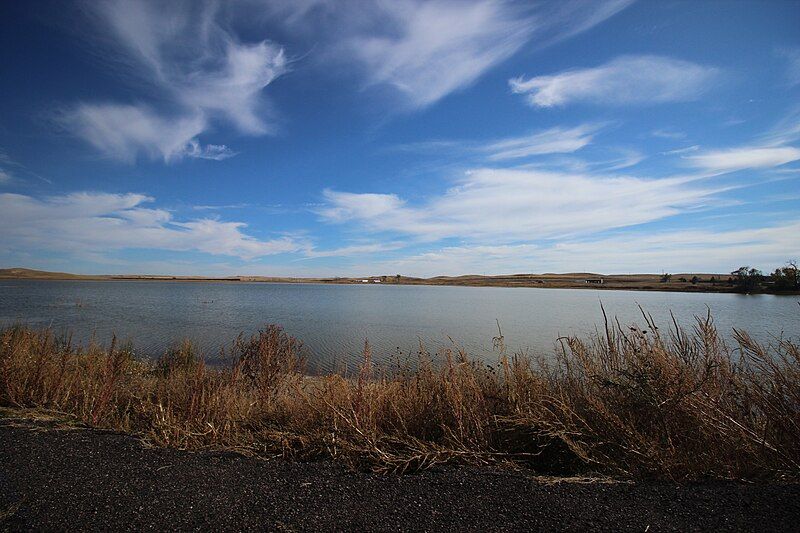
[303,242,406,259]
[651,129,686,140]
[510,55,718,107]
[66,0,287,162]
[0,192,303,260]
[66,104,207,163]
[484,124,599,160]
[685,145,800,173]
[183,141,237,161]
[760,106,800,149]
[0,150,14,184]
[348,0,534,108]
[590,148,646,171]
[777,46,800,86]
[66,0,630,149]
[0,149,51,184]
[662,145,700,156]
[342,0,631,108]
[393,123,603,163]
[193,203,251,211]
[320,167,720,242]
[358,222,800,276]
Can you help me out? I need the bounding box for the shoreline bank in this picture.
[3,268,798,295]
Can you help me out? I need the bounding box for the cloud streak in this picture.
[510,55,718,108]
[685,146,800,173]
[484,124,600,161]
[392,123,603,164]
[777,47,800,86]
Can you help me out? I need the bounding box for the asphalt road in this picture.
[1,417,798,531]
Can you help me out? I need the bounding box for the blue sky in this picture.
[1,0,799,277]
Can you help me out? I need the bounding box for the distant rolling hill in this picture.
[0,268,95,280]
[0,267,739,293]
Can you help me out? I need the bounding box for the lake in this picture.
[1,280,797,372]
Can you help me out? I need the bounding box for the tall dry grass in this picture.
[0,313,797,480]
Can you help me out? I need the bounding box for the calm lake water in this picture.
[1,280,798,372]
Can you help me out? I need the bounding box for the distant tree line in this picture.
[660,260,799,293]
[729,261,799,293]
[770,260,799,292]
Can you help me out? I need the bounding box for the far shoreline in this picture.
[3,267,799,295]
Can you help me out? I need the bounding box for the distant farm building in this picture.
[585,278,604,284]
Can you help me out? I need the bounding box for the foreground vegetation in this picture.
[1,314,798,481]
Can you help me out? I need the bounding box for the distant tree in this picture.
[396,274,401,281]
[731,266,763,292]
[660,273,672,283]
[679,277,687,283]
[710,276,717,285]
[691,276,700,284]
[771,260,799,292]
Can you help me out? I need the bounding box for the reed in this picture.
[1,313,797,480]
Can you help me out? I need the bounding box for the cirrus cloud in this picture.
[510,55,719,108]
[685,145,800,173]
[484,124,600,161]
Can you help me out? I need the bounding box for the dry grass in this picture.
[1,313,798,480]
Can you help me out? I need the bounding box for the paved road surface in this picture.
[1,417,798,531]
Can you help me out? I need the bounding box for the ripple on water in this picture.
[1,280,798,371]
